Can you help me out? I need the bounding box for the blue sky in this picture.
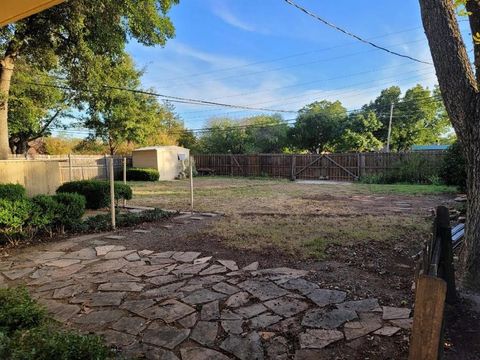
[125,0,472,130]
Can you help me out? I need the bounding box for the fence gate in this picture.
[292,154,359,181]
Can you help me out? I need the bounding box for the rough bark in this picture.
[419,0,480,288]
[0,55,15,159]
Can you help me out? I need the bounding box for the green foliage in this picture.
[8,61,69,154]
[127,168,160,181]
[82,208,171,232]
[440,141,467,191]
[6,325,112,360]
[290,100,346,153]
[0,287,111,360]
[2,0,179,154]
[0,287,45,335]
[359,154,443,184]
[196,115,289,154]
[0,198,31,243]
[53,193,86,229]
[336,111,383,152]
[57,180,132,210]
[0,184,26,201]
[364,85,450,151]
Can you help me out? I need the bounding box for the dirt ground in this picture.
[4,177,479,359]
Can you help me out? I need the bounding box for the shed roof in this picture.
[133,146,188,151]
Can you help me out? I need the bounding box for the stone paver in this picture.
[306,289,346,307]
[302,308,357,329]
[238,279,288,301]
[201,300,220,320]
[143,323,190,350]
[299,329,344,349]
[264,296,309,317]
[181,347,230,360]
[382,306,411,320]
[220,332,264,360]
[182,289,227,305]
[336,298,379,312]
[191,321,218,346]
[111,316,147,335]
[139,299,195,323]
[3,237,410,359]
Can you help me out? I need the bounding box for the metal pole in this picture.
[109,157,116,230]
[189,157,194,213]
[386,102,394,153]
[68,153,73,181]
[123,157,127,208]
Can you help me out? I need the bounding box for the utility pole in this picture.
[386,102,394,153]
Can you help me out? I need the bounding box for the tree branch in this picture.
[418,0,478,139]
[27,108,63,141]
[466,0,480,83]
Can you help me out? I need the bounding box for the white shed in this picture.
[132,146,190,180]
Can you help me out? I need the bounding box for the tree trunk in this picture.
[464,129,480,288]
[418,0,480,288]
[0,55,15,159]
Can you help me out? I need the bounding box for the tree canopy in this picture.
[0,0,179,158]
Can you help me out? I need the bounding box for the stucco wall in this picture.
[0,160,62,195]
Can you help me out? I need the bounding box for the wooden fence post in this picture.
[409,275,447,360]
[109,157,116,230]
[104,154,108,180]
[436,206,457,304]
[68,153,73,181]
[290,155,296,181]
[123,157,127,208]
[189,156,194,213]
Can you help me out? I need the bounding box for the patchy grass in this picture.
[128,177,454,259]
[355,183,457,195]
[200,213,431,259]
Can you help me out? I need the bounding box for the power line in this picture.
[158,38,428,91]
[13,80,298,114]
[282,0,432,65]
[181,68,436,119]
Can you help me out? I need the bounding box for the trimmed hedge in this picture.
[127,168,159,181]
[0,184,26,201]
[57,180,132,209]
[0,184,86,244]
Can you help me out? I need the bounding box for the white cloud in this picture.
[211,2,265,33]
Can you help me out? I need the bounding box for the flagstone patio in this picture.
[0,234,412,359]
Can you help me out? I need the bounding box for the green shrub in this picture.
[440,141,467,192]
[31,195,59,233]
[0,184,26,201]
[0,287,111,360]
[0,198,31,244]
[53,193,86,229]
[57,180,132,209]
[0,287,45,335]
[126,167,159,181]
[82,208,171,232]
[7,325,112,360]
[360,154,443,185]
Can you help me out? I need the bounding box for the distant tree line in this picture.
[180,84,453,154]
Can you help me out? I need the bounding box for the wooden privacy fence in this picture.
[194,151,446,182]
[11,154,132,183]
